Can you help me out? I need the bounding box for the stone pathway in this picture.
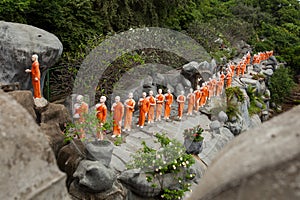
[109,102,235,173]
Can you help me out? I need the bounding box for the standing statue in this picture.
[111,96,124,138]
[186,88,195,116]
[123,92,135,131]
[225,68,232,88]
[138,92,150,128]
[73,95,89,139]
[25,54,41,98]
[155,89,165,121]
[147,90,156,124]
[199,83,208,107]
[194,85,202,111]
[95,96,107,140]
[164,89,173,120]
[177,90,186,120]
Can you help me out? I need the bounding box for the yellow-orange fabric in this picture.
[138,98,150,126]
[31,61,41,98]
[112,102,124,136]
[124,99,135,130]
[164,93,173,118]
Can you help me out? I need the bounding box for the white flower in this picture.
[190,174,193,177]
[180,157,183,161]
[178,180,181,183]
[190,189,193,192]
[153,160,155,163]
[155,168,159,172]
[182,162,186,166]
[163,161,166,164]
[159,172,163,175]
[173,165,176,170]
[159,166,162,169]
[174,160,177,163]
[186,161,189,164]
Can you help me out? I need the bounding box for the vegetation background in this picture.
[1,0,299,102]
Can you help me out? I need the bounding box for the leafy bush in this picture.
[269,67,296,105]
[127,133,195,200]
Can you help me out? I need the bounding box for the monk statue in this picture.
[95,96,107,140]
[25,54,41,98]
[164,89,173,120]
[111,96,124,138]
[73,95,89,139]
[123,92,135,131]
[155,89,165,121]
[176,90,186,120]
[147,90,156,123]
[137,92,150,128]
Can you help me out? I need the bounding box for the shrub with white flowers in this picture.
[127,133,196,200]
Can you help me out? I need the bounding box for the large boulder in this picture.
[0,90,70,199]
[40,103,71,125]
[0,21,63,93]
[188,105,300,200]
[8,90,36,120]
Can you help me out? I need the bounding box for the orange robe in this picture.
[177,95,185,118]
[241,63,246,76]
[138,98,150,126]
[230,64,235,77]
[112,102,124,136]
[124,99,135,130]
[96,103,107,139]
[147,96,156,123]
[96,104,107,123]
[74,102,88,139]
[194,90,201,111]
[155,94,164,120]
[216,80,223,96]
[200,86,208,107]
[236,63,241,77]
[31,60,41,98]
[164,93,173,118]
[187,92,195,115]
[226,73,232,88]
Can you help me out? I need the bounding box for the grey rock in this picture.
[240,78,261,94]
[181,77,192,88]
[182,61,200,77]
[188,105,300,200]
[218,111,228,123]
[253,64,262,72]
[85,140,114,167]
[143,75,153,88]
[262,65,274,70]
[40,103,71,125]
[255,100,263,109]
[0,21,63,93]
[260,81,267,95]
[0,90,70,200]
[175,83,185,97]
[263,69,274,76]
[209,120,221,131]
[249,114,261,128]
[73,160,116,193]
[226,121,242,136]
[69,180,126,200]
[261,110,269,122]
[265,56,278,67]
[153,73,165,85]
[8,90,36,120]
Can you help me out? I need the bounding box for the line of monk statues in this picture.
[73,50,273,140]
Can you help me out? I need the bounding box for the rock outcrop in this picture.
[0,89,70,200]
[188,105,300,200]
[0,21,63,93]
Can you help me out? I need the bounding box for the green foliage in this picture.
[252,73,266,80]
[246,85,265,116]
[269,67,296,104]
[183,125,204,142]
[64,110,113,142]
[225,87,245,120]
[114,136,123,146]
[226,86,245,103]
[127,133,195,199]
